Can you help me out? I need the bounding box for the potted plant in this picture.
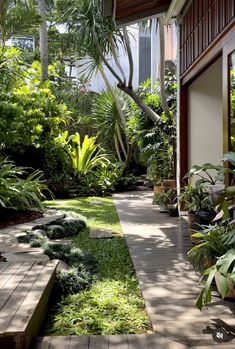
[146,158,164,194]
[153,191,169,213]
[188,223,229,273]
[180,184,212,240]
[196,248,235,310]
[164,189,178,216]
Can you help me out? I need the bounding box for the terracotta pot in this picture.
[163,179,176,192]
[215,272,235,299]
[154,185,164,194]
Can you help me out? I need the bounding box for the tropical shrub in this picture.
[92,89,131,164]
[127,78,177,181]
[0,158,48,211]
[69,133,109,176]
[55,267,94,296]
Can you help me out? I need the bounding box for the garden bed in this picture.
[0,208,43,229]
[41,197,150,335]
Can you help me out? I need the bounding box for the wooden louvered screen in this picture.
[180,0,235,76]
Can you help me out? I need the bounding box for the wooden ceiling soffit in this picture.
[115,0,172,25]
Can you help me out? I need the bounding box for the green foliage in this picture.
[69,133,109,176]
[196,248,235,310]
[153,190,177,206]
[0,47,24,90]
[0,61,72,153]
[188,223,233,273]
[127,78,177,182]
[0,157,48,211]
[180,184,210,213]
[0,0,41,44]
[44,243,97,270]
[47,279,148,335]
[59,217,86,237]
[83,163,123,195]
[92,89,130,158]
[55,267,94,297]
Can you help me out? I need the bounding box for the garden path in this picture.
[113,191,235,348]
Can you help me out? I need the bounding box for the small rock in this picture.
[56,260,70,272]
[32,229,47,236]
[89,229,114,239]
[2,251,50,262]
[46,225,65,239]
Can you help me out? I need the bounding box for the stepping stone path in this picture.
[0,211,79,262]
[89,228,114,239]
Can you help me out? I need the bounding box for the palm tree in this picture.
[55,0,161,124]
[37,0,48,82]
[0,0,40,46]
[92,88,131,166]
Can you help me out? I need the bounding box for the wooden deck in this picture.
[113,192,235,347]
[32,334,181,349]
[0,260,59,349]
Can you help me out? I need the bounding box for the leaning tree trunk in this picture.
[37,0,48,82]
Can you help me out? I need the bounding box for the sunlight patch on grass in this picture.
[45,197,121,234]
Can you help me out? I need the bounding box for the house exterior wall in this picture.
[180,0,235,77]
[70,23,176,93]
[188,57,223,169]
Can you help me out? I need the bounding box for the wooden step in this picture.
[31,334,172,349]
[0,260,59,349]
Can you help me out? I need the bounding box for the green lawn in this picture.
[44,197,150,335]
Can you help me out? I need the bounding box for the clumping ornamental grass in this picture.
[44,197,150,335]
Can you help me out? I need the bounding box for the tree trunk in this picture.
[95,30,161,124]
[37,0,48,82]
[159,17,169,114]
[118,85,161,124]
[114,133,124,164]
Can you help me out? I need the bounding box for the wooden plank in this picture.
[0,261,11,273]
[69,336,89,349]
[146,334,168,349]
[12,261,58,349]
[32,336,52,349]
[49,336,70,349]
[0,262,42,333]
[108,335,128,349]
[128,334,148,349]
[89,335,108,349]
[0,262,22,289]
[7,261,58,333]
[0,262,34,312]
[5,264,44,333]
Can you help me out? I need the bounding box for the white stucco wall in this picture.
[188,57,223,170]
[69,25,139,93]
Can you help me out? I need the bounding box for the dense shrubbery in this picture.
[0,45,177,198]
[0,157,48,211]
[45,243,98,297]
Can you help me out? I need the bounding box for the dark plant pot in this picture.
[167,203,178,217]
[163,179,176,192]
[159,204,168,213]
[197,210,211,225]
